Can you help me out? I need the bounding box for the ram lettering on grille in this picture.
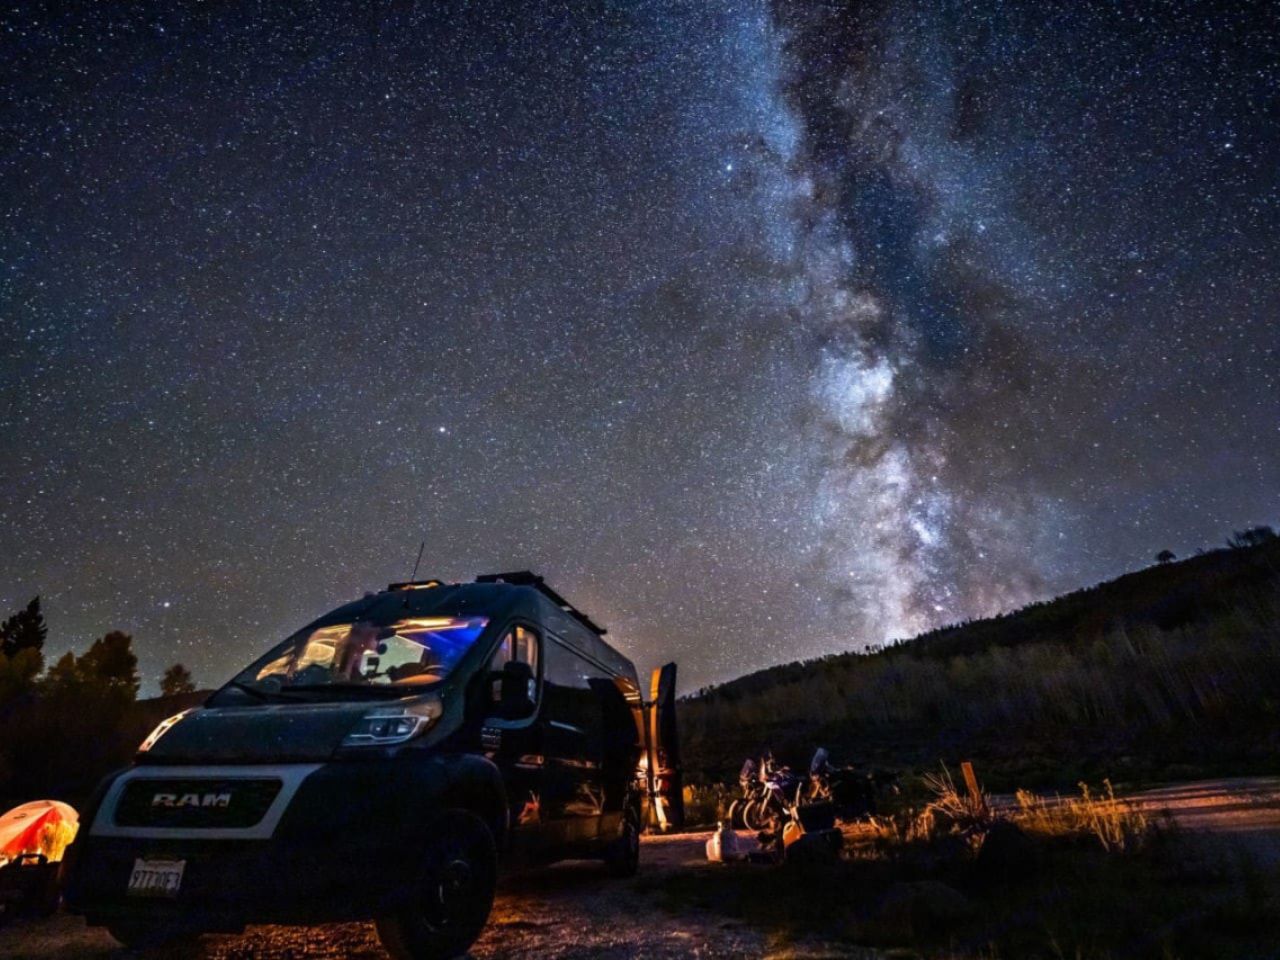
[150,792,233,808]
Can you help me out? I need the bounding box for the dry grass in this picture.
[852,767,1153,860]
[859,806,941,850]
[922,763,991,831]
[854,765,990,855]
[1012,779,1150,852]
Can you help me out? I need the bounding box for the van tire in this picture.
[603,807,640,877]
[375,810,498,960]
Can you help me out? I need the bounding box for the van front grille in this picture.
[115,778,282,829]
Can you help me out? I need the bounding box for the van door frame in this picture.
[479,619,546,853]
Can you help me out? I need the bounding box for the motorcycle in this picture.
[804,747,897,820]
[728,756,804,833]
[726,758,763,830]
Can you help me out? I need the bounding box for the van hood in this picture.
[140,702,373,764]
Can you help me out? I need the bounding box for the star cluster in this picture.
[1,1,1276,693]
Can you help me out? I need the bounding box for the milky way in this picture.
[765,0,1280,646]
[2,1,1277,693]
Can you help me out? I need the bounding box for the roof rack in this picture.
[474,570,607,636]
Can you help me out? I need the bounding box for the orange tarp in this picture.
[0,800,78,859]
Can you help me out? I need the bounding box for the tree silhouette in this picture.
[1227,525,1277,549]
[0,596,47,659]
[1156,550,1176,564]
[78,631,140,697]
[161,663,196,697]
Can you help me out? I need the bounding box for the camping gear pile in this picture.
[709,747,895,865]
[705,821,745,862]
[0,800,78,922]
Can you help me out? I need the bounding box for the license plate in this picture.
[127,858,185,898]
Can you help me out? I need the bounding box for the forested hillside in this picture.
[680,534,1280,788]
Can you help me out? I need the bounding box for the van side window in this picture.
[488,625,538,675]
[488,625,539,705]
[543,638,617,760]
[513,625,538,673]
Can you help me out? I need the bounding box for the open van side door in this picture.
[642,662,683,831]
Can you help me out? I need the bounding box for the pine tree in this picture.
[0,596,47,659]
[79,631,140,697]
[161,662,196,697]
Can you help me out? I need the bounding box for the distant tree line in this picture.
[1226,525,1276,549]
[1155,524,1276,565]
[0,597,201,808]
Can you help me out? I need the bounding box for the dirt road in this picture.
[1118,776,1280,869]
[1125,778,1280,835]
[3,777,1278,960]
[991,776,1280,867]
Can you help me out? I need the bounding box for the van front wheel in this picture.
[376,810,498,960]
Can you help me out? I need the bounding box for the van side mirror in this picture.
[497,660,535,720]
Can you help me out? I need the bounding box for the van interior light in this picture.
[397,617,473,630]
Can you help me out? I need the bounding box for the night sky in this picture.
[2,1,1277,694]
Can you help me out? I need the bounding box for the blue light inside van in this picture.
[393,617,489,664]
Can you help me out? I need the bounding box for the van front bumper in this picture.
[61,757,461,929]
[64,833,423,929]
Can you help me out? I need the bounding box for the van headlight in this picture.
[138,709,192,752]
[342,698,442,747]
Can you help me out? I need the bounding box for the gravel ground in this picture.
[0,832,871,960]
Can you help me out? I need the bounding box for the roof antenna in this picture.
[409,540,426,583]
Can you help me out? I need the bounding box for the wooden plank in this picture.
[960,761,981,801]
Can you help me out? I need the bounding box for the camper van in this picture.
[62,572,679,959]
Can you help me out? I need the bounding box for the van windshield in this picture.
[229,617,489,696]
